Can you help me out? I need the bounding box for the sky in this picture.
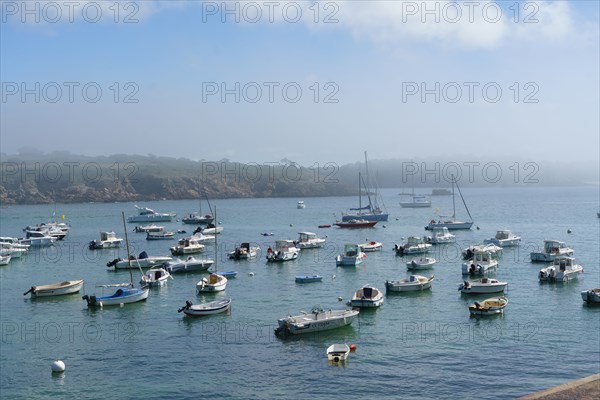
[1,0,599,169]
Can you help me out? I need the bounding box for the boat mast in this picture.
[121,211,134,288]
[362,152,374,210]
[454,178,474,223]
[214,206,218,273]
[451,176,456,220]
[358,172,362,211]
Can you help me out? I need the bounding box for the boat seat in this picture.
[209,274,218,284]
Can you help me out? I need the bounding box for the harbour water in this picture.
[1,186,599,399]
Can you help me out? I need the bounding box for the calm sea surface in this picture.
[1,186,599,399]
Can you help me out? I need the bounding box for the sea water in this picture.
[1,186,599,399]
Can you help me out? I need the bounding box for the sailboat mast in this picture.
[451,176,456,220]
[121,211,134,288]
[214,206,217,273]
[454,179,474,222]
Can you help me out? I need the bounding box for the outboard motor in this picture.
[89,241,96,250]
[106,258,120,267]
[82,295,97,307]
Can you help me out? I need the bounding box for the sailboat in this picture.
[182,180,214,225]
[197,206,228,292]
[425,176,473,230]
[82,212,149,307]
[341,152,389,222]
[400,168,431,208]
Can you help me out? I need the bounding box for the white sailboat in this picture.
[425,176,473,230]
[341,152,388,222]
[197,207,227,293]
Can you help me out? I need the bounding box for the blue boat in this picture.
[341,154,389,222]
[220,271,238,278]
[295,275,323,283]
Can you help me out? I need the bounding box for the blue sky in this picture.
[1,1,599,168]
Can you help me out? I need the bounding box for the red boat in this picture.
[334,219,377,229]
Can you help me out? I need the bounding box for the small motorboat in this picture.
[297,201,306,209]
[581,288,600,304]
[406,256,436,270]
[146,231,176,240]
[220,271,238,279]
[458,278,508,294]
[349,286,384,308]
[170,237,205,256]
[336,244,366,267]
[295,275,323,283]
[334,219,378,229]
[228,243,260,260]
[468,296,508,316]
[178,298,232,317]
[82,285,149,307]
[89,231,123,249]
[197,273,227,292]
[295,232,326,249]
[140,267,172,287]
[318,224,332,228]
[385,275,434,292]
[107,251,172,269]
[483,230,521,247]
[394,236,431,255]
[539,256,583,282]
[164,256,213,273]
[127,205,175,223]
[275,307,359,336]
[266,240,299,262]
[327,344,350,363]
[462,250,498,275]
[24,279,84,297]
[359,241,383,252]
[0,254,11,265]
[134,224,164,233]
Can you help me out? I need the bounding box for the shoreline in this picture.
[518,374,600,399]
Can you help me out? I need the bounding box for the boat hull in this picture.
[114,257,172,269]
[182,298,231,316]
[581,289,600,304]
[166,259,213,273]
[531,251,574,262]
[459,284,507,294]
[295,276,323,283]
[341,213,388,222]
[385,277,434,292]
[28,280,84,297]
[276,309,359,335]
[83,287,149,307]
[425,221,473,230]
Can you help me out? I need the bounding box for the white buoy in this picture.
[249,272,255,277]
[51,360,65,373]
[337,296,343,301]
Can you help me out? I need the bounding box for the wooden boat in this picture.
[350,286,384,308]
[140,267,172,286]
[327,344,350,362]
[24,279,84,297]
[406,256,436,270]
[275,307,359,336]
[458,278,507,294]
[359,241,383,252]
[334,219,377,229]
[581,288,600,304]
[178,298,231,317]
[385,275,434,292]
[468,297,508,316]
[295,275,323,283]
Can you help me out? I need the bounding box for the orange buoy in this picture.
[349,344,357,352]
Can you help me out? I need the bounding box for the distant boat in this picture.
[334,219,377,229]
[183,185,214,225]
[127,205,175,223]
[400,171,431,208]
[134,224,164,233]
[275,307,359,336]
[146,230,176,240]
[297,201,306,209]
[295,275,323,283]
[266,240,299,262]
[197,207,227,293]
[468,297,508,316]
[164,256,213,273]
[483,230,521,247]
[424,177,473,230]
[294,232,326,249]
[349,286,384,308]
[385,275,434,292]
[530,240,574,262]
[341,152,388,222]
[431,189,452,196]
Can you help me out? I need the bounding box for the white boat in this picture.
[178,298,232,317]
[327,344,350,362]
[424,177,473,230]
[0,237,30,250]
[134,224,164,233]
[530,240,574,262]
[266,240,299,262]
[424,227,456,244]
[275,307,360,336]
[0,254,11,265]
[194,224,223,235]
[581,288,600,304]
[394,236,432,255]
[0,243,27,259]
[24,225,67,241]
[24,279,84,297]
[400,194,432,208]
[146,230,176,240]
[462,244,502,260]
[385,275,434,292]
[228,243,260,260]
[458,278,508,294]
[295,232,326,249]
[197,273,227,292]
[170,237,205,256]
[484,230,521,247]
[89,231,123,249]
[462,250,499,275]
[359,241,383,252]
[336,244,366,267]
[197,206,227,293]
[538,256,583,282]
[127,205,175,223]
[164,256,213,273]
[297,201,306,209]
[140,267,172,286]
[107,251,172,269]
[182,213,214,225]
[20,231,57,247]
[468,297,508,316]
[350,286,384,308]
[406,256,436,270]
[295,275,323,283]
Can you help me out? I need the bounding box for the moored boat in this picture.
[581,288,600,304]
[424,177,473,230]
[458,278,508,294]
[483,230,521,247]
[140,267,172,286]
[170,237,205,256]
[295,275,323,283]
[89,231,123,249]
[83,285,149,307]
[294,232,326,249]
[127,205,175,223]
[335,219,378,229]
[349,286,384,308]
[406,256,436,270]
[266,240,299,262]
[228,243,260,260]
[336,244,366,267]
[359,241,383,252]
[385,275,434,292]
[24,279,84,297]
[107,251,172,269]
[178,298,232,317]
[531,240,574,262]
[197,273,228,292]
[275,307,359,336]
[394,236,432,255]
[424,227,456,244]
[146,230,176,240]
[327,344,350,362]
[164,256,213,273]
[538,256,583,282]
[468,296,508,316]
[462,250,499,275]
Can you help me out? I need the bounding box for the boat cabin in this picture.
[553,256,576,271]
[343,244,360,256]
[543,240,568,254]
